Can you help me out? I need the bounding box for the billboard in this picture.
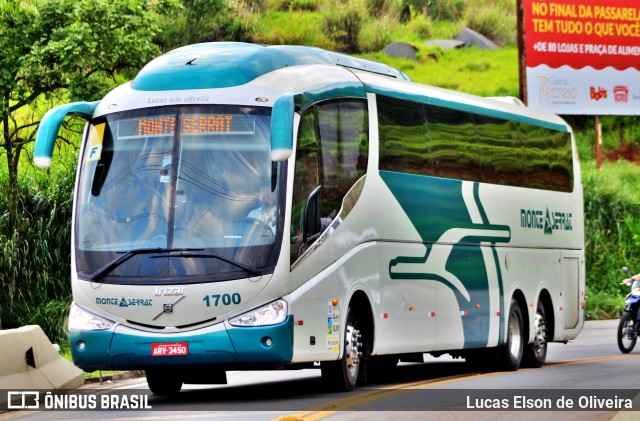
[523,0,640,114]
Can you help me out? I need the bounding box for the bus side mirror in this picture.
[303,185,322,243]
[270,93,294,162]
[34,101,100,168]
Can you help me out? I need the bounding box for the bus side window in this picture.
[291,110,321,262]
[519,124,573,192]
[474,116,522,186]
[377,95,430,175]
[316,100,368,226]
[427,104,476,181]
[290,99,368,264]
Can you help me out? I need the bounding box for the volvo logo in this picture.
[152,296,186,320]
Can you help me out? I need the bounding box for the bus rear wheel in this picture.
[499,299,524,371]
[146,369,183,395]
[321,308,362,391]
[522,302,548,368]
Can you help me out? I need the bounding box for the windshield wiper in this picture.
[90,247,263,282]
[151,250,263,278]
[90,248,205,282]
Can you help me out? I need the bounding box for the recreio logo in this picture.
[536,76,577,108]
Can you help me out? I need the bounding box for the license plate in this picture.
[151,342,189,356]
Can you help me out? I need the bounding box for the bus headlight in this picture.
[68,304,114,331]
[229,300,288,327]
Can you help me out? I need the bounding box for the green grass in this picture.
[580,159,640,320]
[360,46,519,97]
[428,20,465,41]
[581,160,640,207]
[586,289,624,320]
[252,11,330,47]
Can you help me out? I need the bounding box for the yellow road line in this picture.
[276,373,485,421]
[548,353,640,367]
[275,353,640,421]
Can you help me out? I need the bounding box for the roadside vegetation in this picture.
[1,0,638,347]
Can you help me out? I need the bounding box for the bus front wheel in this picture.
[321,308,362,391]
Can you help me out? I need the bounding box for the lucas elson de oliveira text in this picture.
[467,395,633,410]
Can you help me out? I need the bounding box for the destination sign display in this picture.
[117,114,256,138]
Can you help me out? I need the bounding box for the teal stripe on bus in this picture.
[381,171,510,348]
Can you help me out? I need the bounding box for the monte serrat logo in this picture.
[520,208,573,235]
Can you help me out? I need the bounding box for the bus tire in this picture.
[499,298,524,371]
[522,302,548,368]
[321,307,362,391]
[146,369,183,395]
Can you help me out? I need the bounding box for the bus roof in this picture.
[104,42,568,134]
[353,70,571,133]
[130,42,410,91]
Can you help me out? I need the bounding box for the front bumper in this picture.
[70,316,294,371]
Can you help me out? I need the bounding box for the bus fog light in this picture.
[229,299,288,327]
[262,337,273,347]
[77,341,86,351]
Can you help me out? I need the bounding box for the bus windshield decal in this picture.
[86,123,106,162]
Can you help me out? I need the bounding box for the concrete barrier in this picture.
[0,325,84,390]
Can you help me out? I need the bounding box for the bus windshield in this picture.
[75,105,284,283]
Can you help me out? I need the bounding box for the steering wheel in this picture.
[236,217,270,229]
[235,217,275,239]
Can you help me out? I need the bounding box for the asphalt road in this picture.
[3,320,640,421]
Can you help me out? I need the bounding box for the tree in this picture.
[0,0,178,230]
[154,0,242,52]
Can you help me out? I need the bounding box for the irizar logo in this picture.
[155,286,186,296]
[520,208,572,235]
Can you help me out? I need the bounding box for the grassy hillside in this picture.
[361,46,519,97]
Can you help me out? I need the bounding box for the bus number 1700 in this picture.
[203,293,241,307]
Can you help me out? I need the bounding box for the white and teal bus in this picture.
[35,42,584,395]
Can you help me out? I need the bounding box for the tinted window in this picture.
[378,96,431,175]
[427,104,476,180]
[291,99,368,263]
[377,95,573,192]
[474,115,522,186]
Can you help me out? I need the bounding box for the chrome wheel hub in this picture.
[533,313,547,355]
[345,325,362,380]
